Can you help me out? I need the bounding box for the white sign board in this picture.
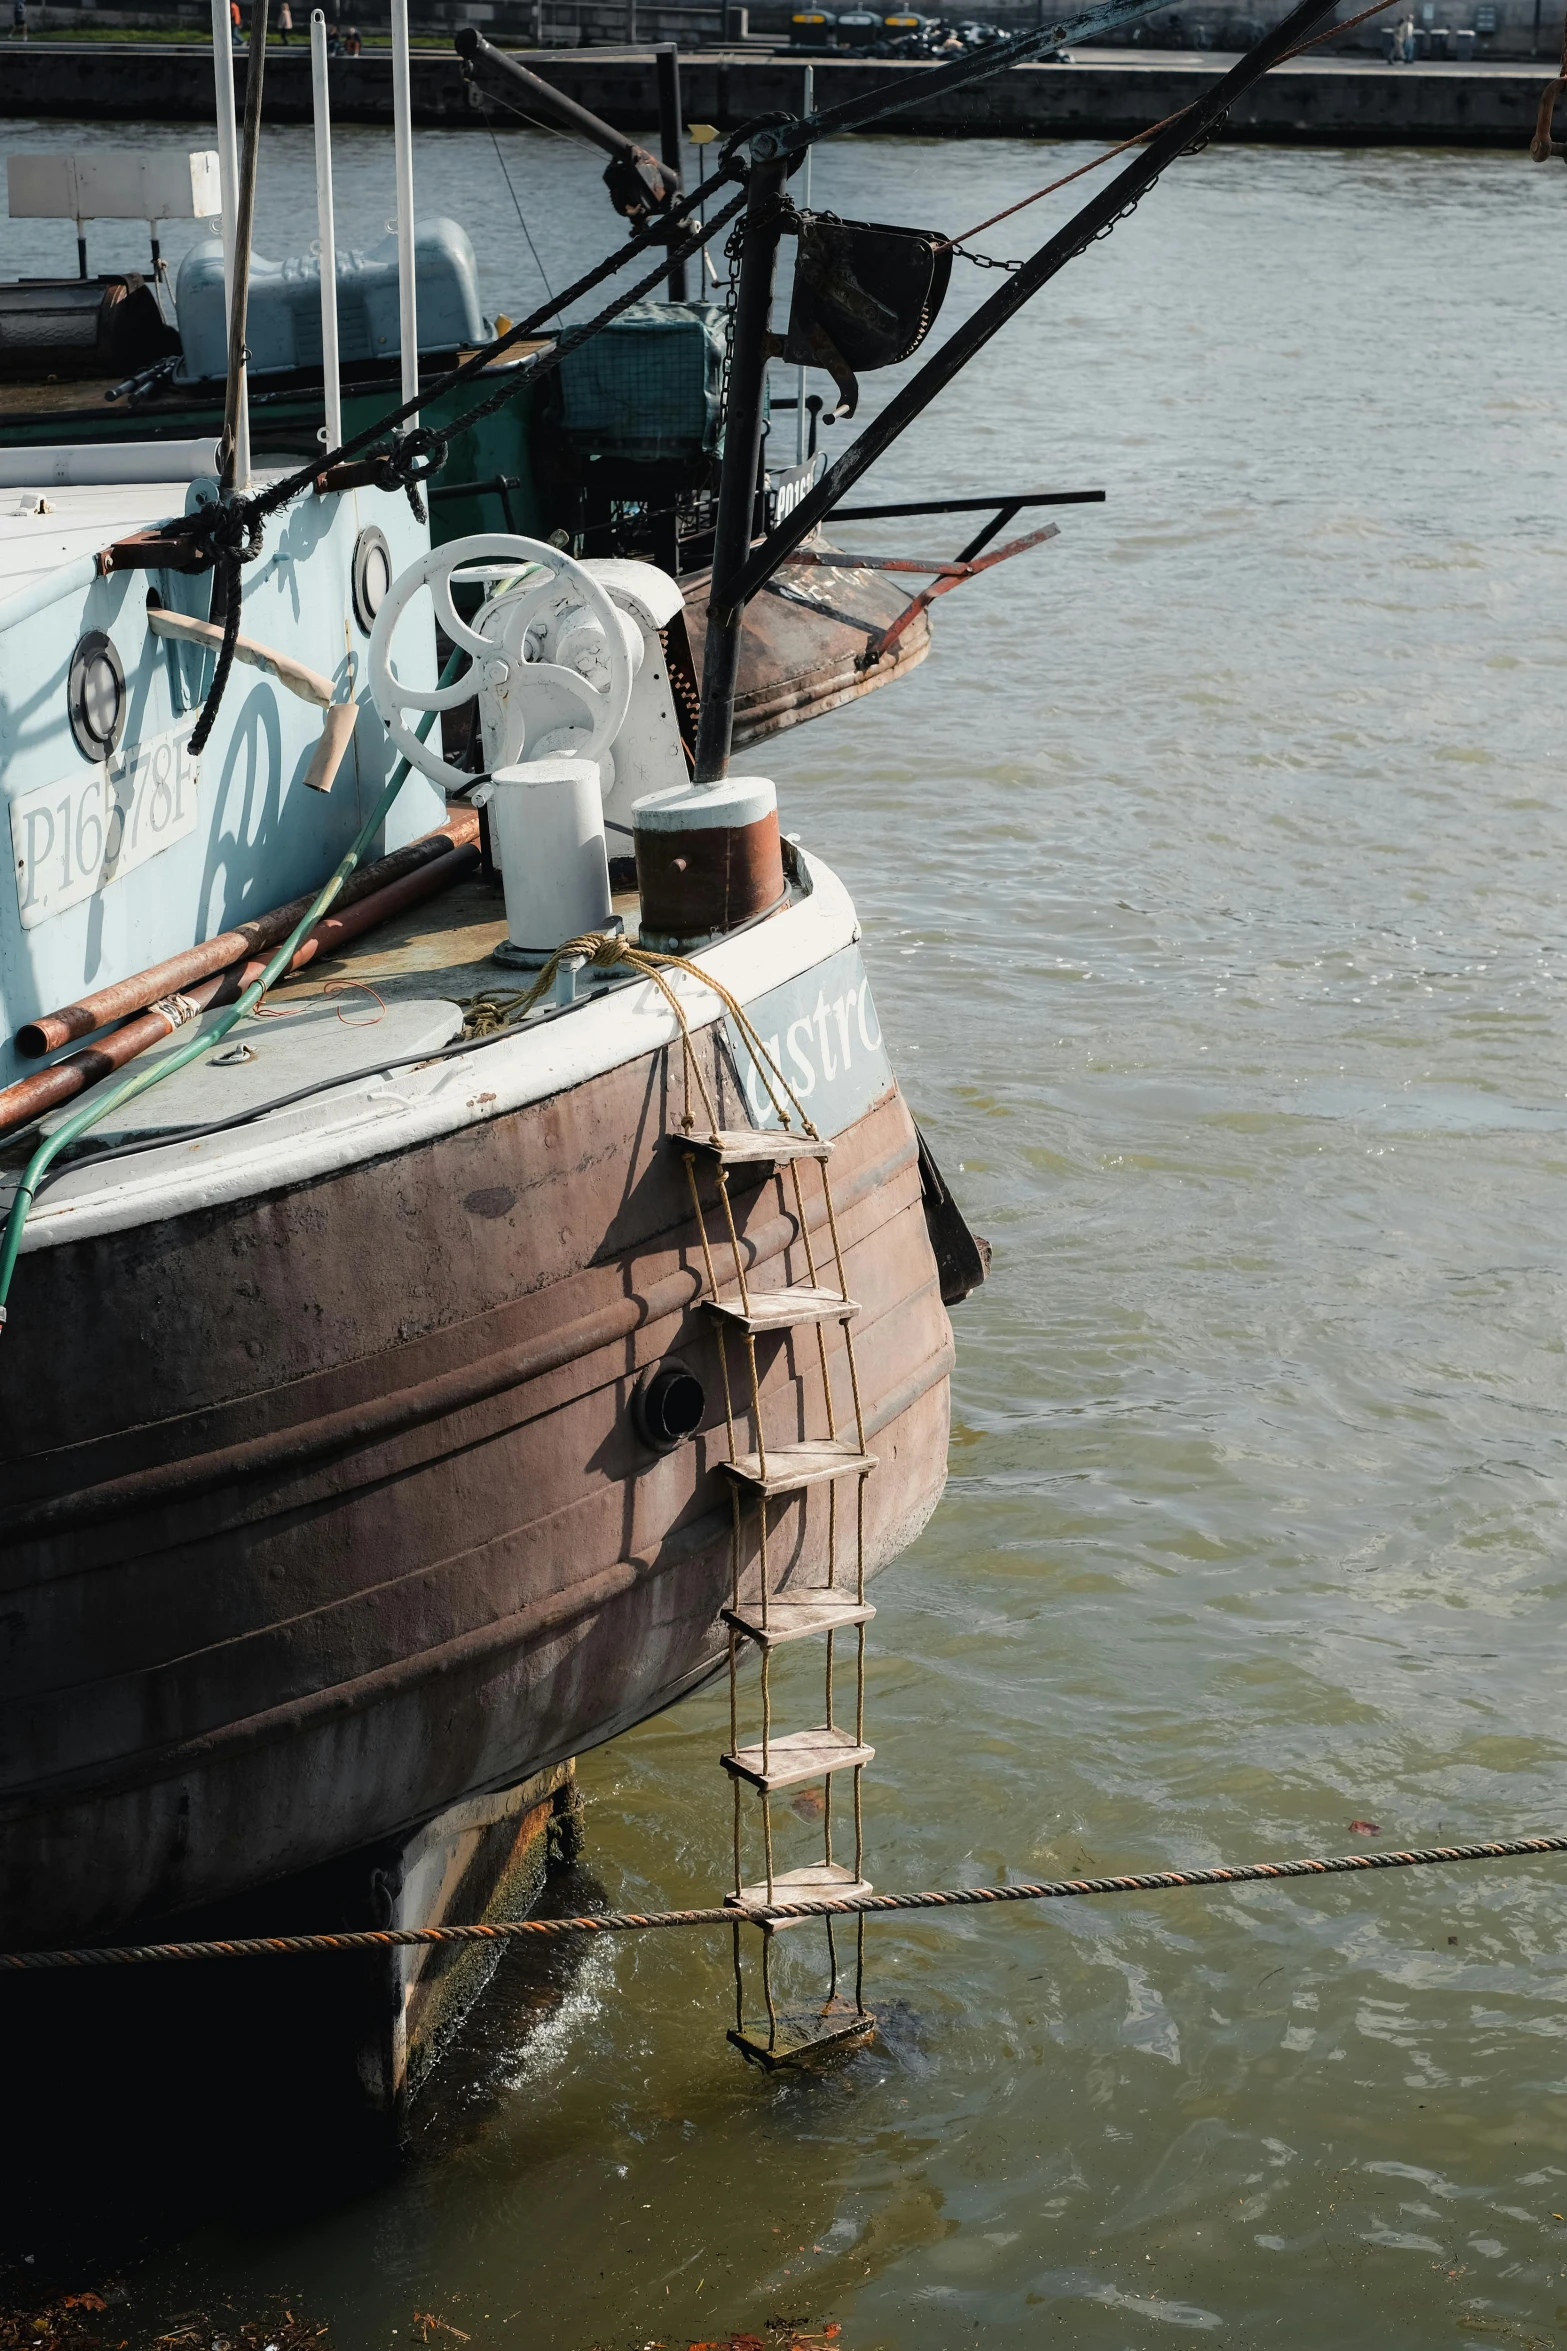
[11,719,201,930]
[6,151,221,224]
[723,943,891,1138]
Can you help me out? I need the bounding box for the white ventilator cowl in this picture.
[484,756,611,962]
[631,775,778,832]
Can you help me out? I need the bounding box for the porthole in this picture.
[67,630,126,762]
[631,1358,706,1453]
[351,525,393,636]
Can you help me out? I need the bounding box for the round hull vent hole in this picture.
[633,1359,706,1452]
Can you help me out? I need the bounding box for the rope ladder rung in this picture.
[722,1593,875,1649]
[721,1724,875,1793]
[719,1442,878,1498]
[724,1861,875,1930]
[664,1026,877,2064]
[703,1284,860,1334]
[685,1127,833,1167]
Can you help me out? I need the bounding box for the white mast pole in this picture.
[796,60,812,466]
[210,0,249,488]
[310,8,342,454]
[391,0,419,429]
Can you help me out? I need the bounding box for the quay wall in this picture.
[0,42,1549,140]
[12,0,1567,58]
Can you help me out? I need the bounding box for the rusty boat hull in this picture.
[0,857,952,1949]
[684,556,932,751]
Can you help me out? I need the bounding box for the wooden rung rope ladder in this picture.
[532,933,881,2064]
[680,1127,880,2068]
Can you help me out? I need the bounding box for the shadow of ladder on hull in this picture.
[677,1126,880,2069]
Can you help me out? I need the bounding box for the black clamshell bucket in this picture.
[776,212,952,416]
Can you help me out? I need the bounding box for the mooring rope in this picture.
[4,1833,1563,1972]
[461,929,817,1135]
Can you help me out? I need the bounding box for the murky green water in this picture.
[9,109,1567,2350]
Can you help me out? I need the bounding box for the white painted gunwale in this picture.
[4,850,861,1255]
[0,465,297,623]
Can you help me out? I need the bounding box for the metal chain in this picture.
[949,243,1023,272]
[715,201,746,428]
[944,0,1402,260]
[951,169,1159,278]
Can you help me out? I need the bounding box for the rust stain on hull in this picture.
[684,557,932,750]
[0,1033,951,1947]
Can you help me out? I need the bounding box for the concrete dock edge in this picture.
[0,44,1547,143]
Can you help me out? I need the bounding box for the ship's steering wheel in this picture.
[367,532,638,792]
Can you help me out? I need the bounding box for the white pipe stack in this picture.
[487,759,612,961]
[390,0,419,427]
[796,61,812,468]
[309,9,343,455]
[209,0,249,490]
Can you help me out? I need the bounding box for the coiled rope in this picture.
[3,1833,1562,1972]
[465,928,814,1134]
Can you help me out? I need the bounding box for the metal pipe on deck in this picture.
[0,842,482,1142]
[14,814,479,1061]
[656,45,687,302]
[692,142,788,783]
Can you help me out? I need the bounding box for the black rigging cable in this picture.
[481,103,555,302]
[171,0,1371,754]
[171,179,744,749]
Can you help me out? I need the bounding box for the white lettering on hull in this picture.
[735,958,887,1133]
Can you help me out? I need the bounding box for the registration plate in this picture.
[11,718,200,931]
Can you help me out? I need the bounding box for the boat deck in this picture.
[0,855,641,1173]
[261,861,620,1018]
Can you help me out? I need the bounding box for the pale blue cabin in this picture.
[0,456,438,1095]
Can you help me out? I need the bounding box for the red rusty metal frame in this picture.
[1534,71,1567,158]
[97,527,215,577]
[1532,19,1567,159]
[777,521,1063,665]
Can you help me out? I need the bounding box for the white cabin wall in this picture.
[0,483,441,1096]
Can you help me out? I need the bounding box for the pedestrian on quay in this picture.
[10,0,27,37]
[277,0,293,34]
[326,15,341,47]
[342,21,360,50]
[231,0,244,42]
[1401,12,1416,56]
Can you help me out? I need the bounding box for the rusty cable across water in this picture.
[4,1833,1565,1972]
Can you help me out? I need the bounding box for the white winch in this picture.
[368,531,691,965]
